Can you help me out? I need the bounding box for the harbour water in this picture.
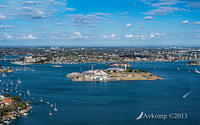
[1,60,200,125]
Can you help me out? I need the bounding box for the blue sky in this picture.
[0,0,200,46]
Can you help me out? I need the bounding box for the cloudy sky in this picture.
[0,0,200,46]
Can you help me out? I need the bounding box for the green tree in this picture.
[19,103,26,109]
[11,96,22,102]
[126,67,133,72]
[4,94,10,98]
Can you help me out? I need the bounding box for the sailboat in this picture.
[54,103,58,112]
[40,97,43,102]
[46,101,50,105]
[17,78,22,84]
[2,74,6,77]
[195,68,200,74]
[49,110,53,116]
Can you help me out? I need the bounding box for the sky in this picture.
[0,0,200,47]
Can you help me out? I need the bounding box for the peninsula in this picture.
[67,65,162,82]
[0,65,14,73]
[0,94,31,124]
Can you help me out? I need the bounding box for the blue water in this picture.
[1,60,200,125]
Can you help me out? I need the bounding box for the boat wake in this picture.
[183,90,192,98]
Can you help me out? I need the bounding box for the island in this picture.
[187,61,200,66]
[67,65,163,82]
[0,94,31,124]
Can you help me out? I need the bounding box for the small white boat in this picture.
[40,98,43,102]
[46,102,50,105]
[17,78,22,84]
[49,111,53,116]
[23,112,28,116]
[2,74,6,77]
[183,91,192,98]
[195,68,200,73]
[54,103,58,112]
[11,116,16,120]
[50,104,53,107]
[3,119,10,124]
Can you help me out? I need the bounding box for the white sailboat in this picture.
[17,78,22,84]
[54,103,58,112]
[49,110,53,116]
[195,68,200,73]
[40,97,43,102]
[46,101,50,105]
[2,74,6,77]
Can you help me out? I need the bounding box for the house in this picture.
[0,98,14,106]
[0,95,5,100]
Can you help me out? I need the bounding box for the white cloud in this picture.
[66,8,76,11]
[69,32,88,39]
[4,33,13,39]
[142,0,188,15]
[126,23,132,27]
[186,2,200,8]
[0,14,6,20]
[124,34,134,38]
[101,33,117,39]
[194,22,200,25]
[31,9,45,18]
[182,20,189,24]
[144,16,153,20]
[57,22,64,26]
[111,33,116,38]
[0,25,11,29]
[23,1,42,5]
[101,35,109,39]
[143,6,188,15]
[155,32,165,36]
[0,5,5,8]
[94,13,111,16]
[21,34,37,39]
[68,14,108,27]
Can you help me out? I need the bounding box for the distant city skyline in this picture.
[0,0,200,46]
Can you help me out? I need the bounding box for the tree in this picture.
[19,103,26,109]
[11,96,22,102]
[4,94,10,98]
[126,67,133,72]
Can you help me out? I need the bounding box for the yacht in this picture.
[23,112,28,116]
[54,103,58,112]
[49,111,53,116]
[17,78,22,84]
[195,68,200,73]
[2,74,6,77]
[40,98,43,102]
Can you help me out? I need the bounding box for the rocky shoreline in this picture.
[67,66,163,82]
